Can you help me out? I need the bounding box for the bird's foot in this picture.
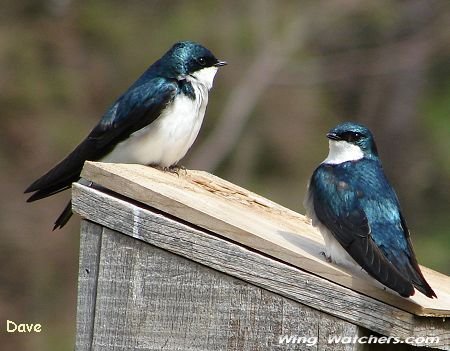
[320,251,332,263]
[160,165,187,176]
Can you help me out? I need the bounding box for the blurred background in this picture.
[1,0,449,349]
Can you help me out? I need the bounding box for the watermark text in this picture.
[5,320,42,333]
[278,334,439,346]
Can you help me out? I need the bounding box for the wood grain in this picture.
[78,162,450,317]
[89,225,365,351]
[75,220,103,351]
[72,183,450,349]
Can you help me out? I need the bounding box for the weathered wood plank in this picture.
[75,220,103,351]
[72,183,450,350]
[79,162,450,316]
[90,227,363,351]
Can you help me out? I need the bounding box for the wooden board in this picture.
[72,184,450,348]
[75,220,103,351]
[83,224,364,351]
[79,162,450,317]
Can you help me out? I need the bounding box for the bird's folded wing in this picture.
[25,79,178,201]
[311,167,415,297]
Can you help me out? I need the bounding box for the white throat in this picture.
[186,66,218,90]
[323,140,364,164]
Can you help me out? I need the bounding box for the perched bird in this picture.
[304,122,436,298]
[25,41,227,230]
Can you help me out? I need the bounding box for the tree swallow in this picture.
[304,122,436,298]
[25,41,227,230]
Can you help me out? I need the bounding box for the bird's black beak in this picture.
[326,132,341,141]
[214,60,227,67]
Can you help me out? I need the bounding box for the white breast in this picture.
[101,67,217,167]
[306,138,363,264]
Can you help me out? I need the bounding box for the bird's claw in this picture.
[158,165,187,176]
[320,251,332,263]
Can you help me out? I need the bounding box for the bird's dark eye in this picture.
[352,132,361,140]
[198,57,206,66]
[349,132,362,142]
[342,131,363,142]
